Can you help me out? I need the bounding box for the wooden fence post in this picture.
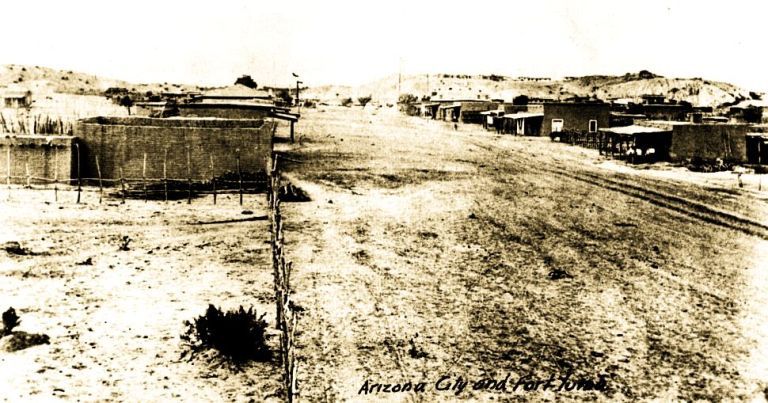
[53,147,58,203]
[236,148,243,206]
[210,154,216,205]
[75,143,81,204]
[25,162,30,188]
[163,149,168,203]
[119,167,126,204]
[95,155,104,204]
[142,152,148,202]
[6,147,10,199]
[186,146,192,205]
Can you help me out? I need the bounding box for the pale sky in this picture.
[2,0,767,91]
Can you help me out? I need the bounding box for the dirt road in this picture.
[281,107,768,401]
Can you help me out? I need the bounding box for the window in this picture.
[589,119,598,132]
[552,119,564,132]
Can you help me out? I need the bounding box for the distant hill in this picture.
[0,64,205,96]
[1,65,756,109]
[304,71,756,108]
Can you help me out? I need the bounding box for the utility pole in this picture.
[291,72,301,113]
[296,80,302,114]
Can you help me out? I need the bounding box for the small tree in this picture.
[398,93,418,104]
[234,75,258,89]
[340,97,353,107]
[743,106,763,123]
[358,95,372,107]
[276,89,293,107]
[512,95,529,105]
[119,95,134,115]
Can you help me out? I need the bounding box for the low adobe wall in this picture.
[75,116,274,181]
[0,135,75,184]
[669,124,750,163]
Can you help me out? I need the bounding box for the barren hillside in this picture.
[0,65,203,96]
[306,71,755,108]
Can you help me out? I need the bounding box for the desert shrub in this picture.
[340,97,353,107]
[118,235,131,251]
[2,307,20,336]
[357,96,372,107]
[181,304,271,366]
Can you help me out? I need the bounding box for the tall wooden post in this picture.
[119,167,126,204]
[210,154,216,205]
[53,147,58,203]
[6,147,10,196]
[236,148,243,206]
[163,149,168,203]
[290,121,295,143]
[186,146,192,205]
[95,155,103,204]
[142,152,148,202]
[75,143,81,204]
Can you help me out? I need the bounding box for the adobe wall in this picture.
[542,103,610,136]
[75,117,274,181]
[0,135,75,184]
[669,124,750,163]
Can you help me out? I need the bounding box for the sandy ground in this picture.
[2,105,768,402]
[0,190,281,402]
[278,106,768,401]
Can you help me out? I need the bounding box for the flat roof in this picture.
[503,112,544,119]
[599,125,670,134]
[179,102,283,110]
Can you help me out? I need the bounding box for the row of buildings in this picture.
[407,96,768,165]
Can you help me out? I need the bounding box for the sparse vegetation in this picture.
[357,95,372,107]
[340,97,353,107]
[180,304,271,367]
[2,307,20,336]
[118,235,132,251]
[398,93,418,104]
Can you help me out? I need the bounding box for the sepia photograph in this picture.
[1,0,768,401]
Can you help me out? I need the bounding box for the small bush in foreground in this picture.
[2,308,20,336]
[181,304,271,367]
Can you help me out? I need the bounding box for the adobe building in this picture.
[75,116,275,181]
[0,88,32,109]
[436,100,498,123]
[177,102,287,120]
[0,135,74,184]
[668,123,751,163]
[195,84,274,104]
[542,102,610,137]
[502,112,544,136]
[729,100,768,124]
[598,125,672,163]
